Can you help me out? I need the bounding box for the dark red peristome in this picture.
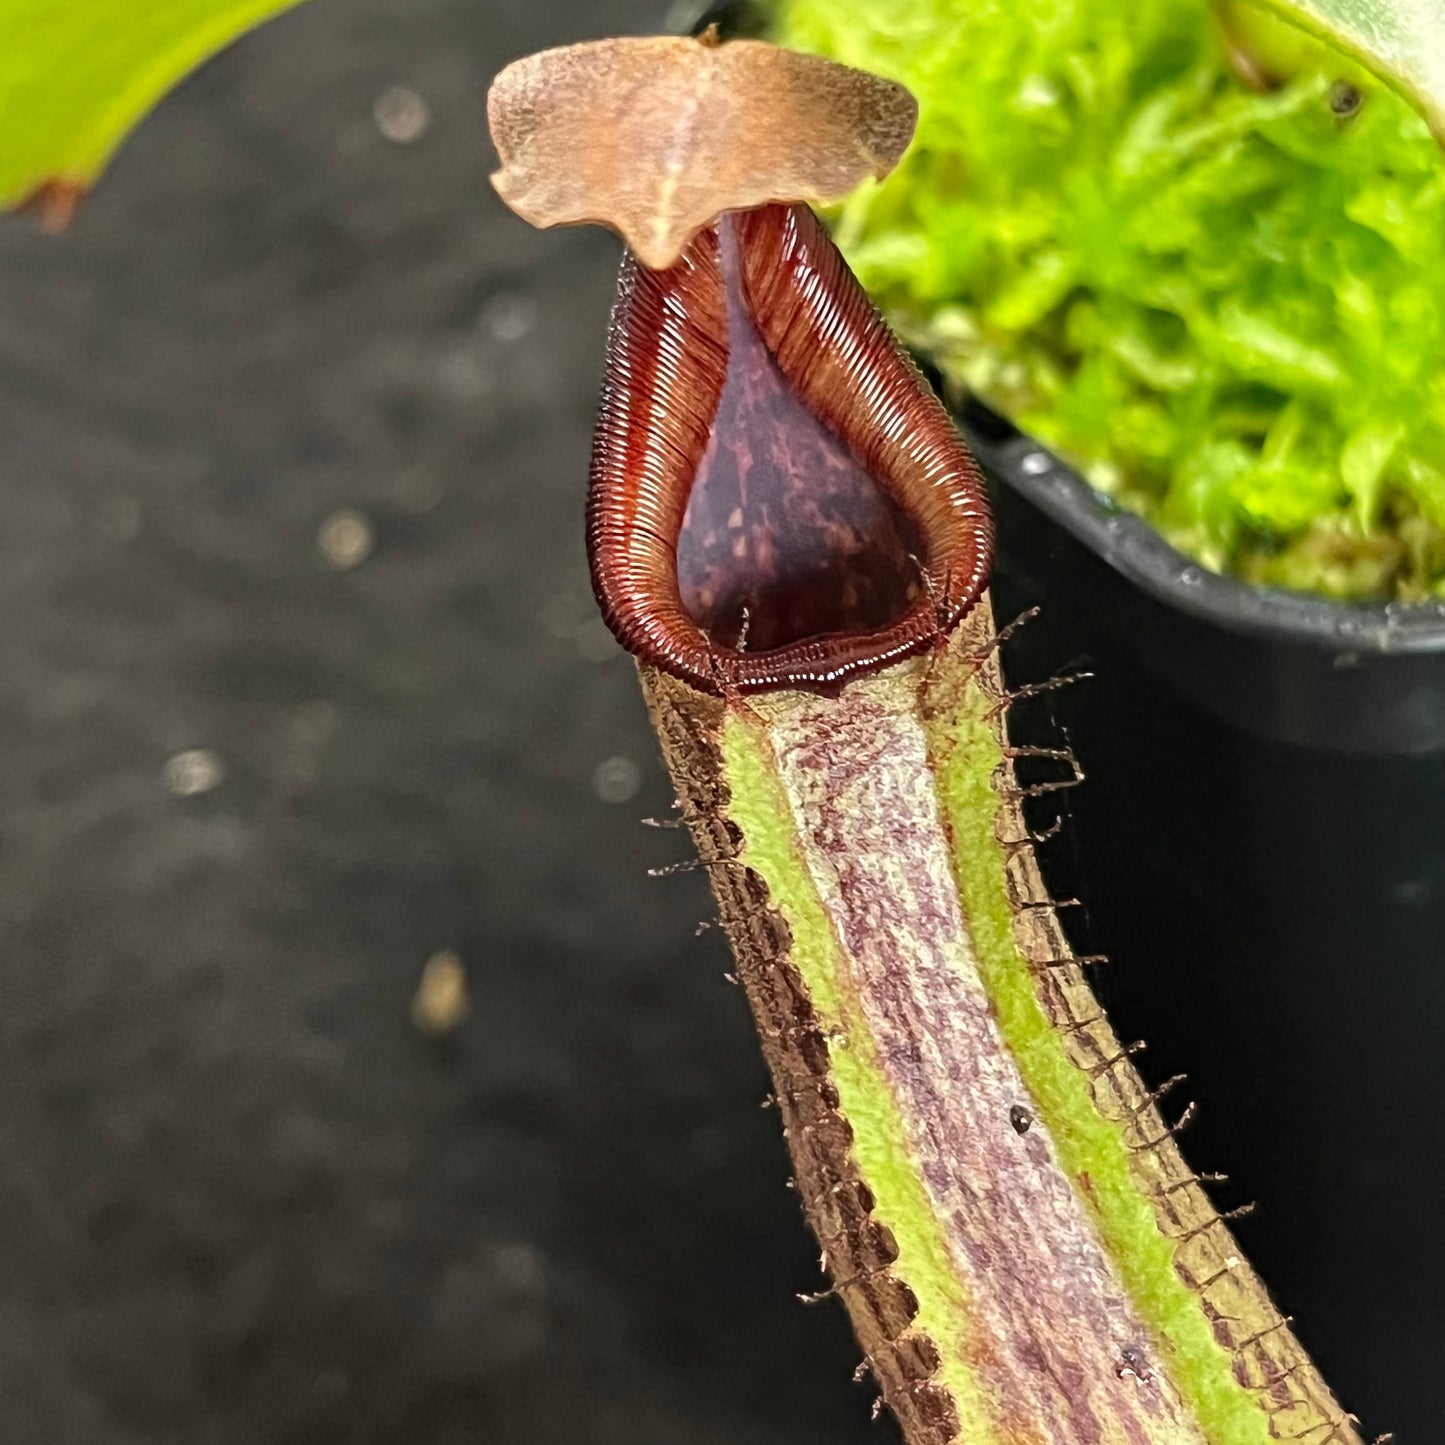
[588,201,993,695]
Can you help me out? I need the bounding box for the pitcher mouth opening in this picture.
[587,202,994,695]
[674,214,932,656]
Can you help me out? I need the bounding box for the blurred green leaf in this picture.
[1224,0,1445,139]
[0,0,309,221]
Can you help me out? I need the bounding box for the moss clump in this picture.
[775,0,1445,601]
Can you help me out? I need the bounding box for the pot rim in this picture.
[958,397,1445,658]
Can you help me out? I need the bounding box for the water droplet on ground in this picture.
[479,292,537,345]
[164,748,225,797]
[373,85,430,144]
[592,755,641,803]
[317,509,374,569]
[411,950,470,1034]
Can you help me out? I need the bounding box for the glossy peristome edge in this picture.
[640,595,1369,1445]
[591,202,992,695]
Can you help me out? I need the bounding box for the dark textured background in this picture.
[0,0,1421,1441]
[0,2,891,1440]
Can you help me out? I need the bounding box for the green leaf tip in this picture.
[0,0,312,217]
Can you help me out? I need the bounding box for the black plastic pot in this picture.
[960,396,1445,1442]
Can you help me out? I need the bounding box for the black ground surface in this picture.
[0,2,892,1440]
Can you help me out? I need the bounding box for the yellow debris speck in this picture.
[164,748,224,797]
[373,85,430,145]
[412,951,470,1035]
[318,509,374,569]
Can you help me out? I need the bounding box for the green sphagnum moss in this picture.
[775,0,1445,601]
